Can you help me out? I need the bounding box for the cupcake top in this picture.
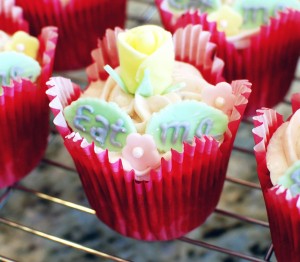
[266,109,300,196]
[63,25,237,180]
[0,30,41,93]
[161,0,300,37]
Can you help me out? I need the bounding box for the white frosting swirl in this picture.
[267,109,300,185]
[83,61,214,133]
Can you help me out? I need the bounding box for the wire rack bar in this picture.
[0,217,130,262]
[0,255,18,262]
[225,176,261,190]
[41,158,77,173]
[178,237,266,262]
[214,208,269,228]
[264,244,274,261]
[0,187,13,210]
[13,185,95,214]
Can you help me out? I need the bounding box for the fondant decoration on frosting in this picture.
[0,31,10,51]
[232,0,300,30]
[117,25,175,95]
[278,161,300,197]
[207,5,243,36]
[122,133,161,172]
[5,31,40,59]
[0,51,41,87]
[167,0,221,12]
[146,100,228,152]
[201,82,235,115]
[64,97,137,152]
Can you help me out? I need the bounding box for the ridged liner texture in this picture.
[47,25,251,241]
[15,0,127,71]
[253,94,300,262]
[0,2,58,188]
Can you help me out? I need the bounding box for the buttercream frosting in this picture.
[267,109,300,196]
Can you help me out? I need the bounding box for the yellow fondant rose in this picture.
[207,5,243,36]
[117,25,175,95]
[5,31,39,59]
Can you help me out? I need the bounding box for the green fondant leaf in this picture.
[168,0,221,12]
[146,100,228,153]
[136,69,154,97]
[0,51,41,86]
[278,161,300,197]
[64,97,136,152]
[104,65,129,94]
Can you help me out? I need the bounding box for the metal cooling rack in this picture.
[0,127,274,262]
[1,0,298,261]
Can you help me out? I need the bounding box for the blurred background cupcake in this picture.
[253,93,300,262]
[47,24,251,240]
[15,0,128,71]
[155,0,300,116]
[0,0,58,188]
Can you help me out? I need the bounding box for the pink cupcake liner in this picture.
[0,5,58,188]
[47,25,251,240]
[156,0,300,116]
[15,0,128,71]
[253,95,300,262]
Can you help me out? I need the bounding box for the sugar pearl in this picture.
[215,97,225,108]
[16,43,25,52]
[132,147,144,159]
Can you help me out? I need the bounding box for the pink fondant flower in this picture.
[122,133,161,172]
[201,82,235,115]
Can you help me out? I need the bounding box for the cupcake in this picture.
[0,0,58,188]
[15,0,128,71]
[253,94,300,262]
[156,0,300,116]
[47,24,251,241]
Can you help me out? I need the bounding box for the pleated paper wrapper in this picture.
[155,0,300,116]
[253,94,300,262]
[47,25,251,241]
[0,0,28,33]
[15,0,128,71]
[0,22,58,188]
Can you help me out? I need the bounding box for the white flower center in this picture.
[220,19,228,29]
[16,43,25,52]
[215,96,225,108]
[132,147,144,159]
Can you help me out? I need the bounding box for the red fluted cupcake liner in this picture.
[156,0,300,116]
[0,7,58,188]
[15,0,127,71]
[253,94,300,262]
[47,25,251,240]
[0,0,28,33]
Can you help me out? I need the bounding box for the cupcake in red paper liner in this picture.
[15,0,127,71]
[253,93,300,262]
[156,0,300,116]
[0,1,58,188]
[47,24,251,241]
